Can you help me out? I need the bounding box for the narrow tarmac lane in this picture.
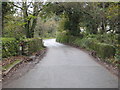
[4,39,118,88]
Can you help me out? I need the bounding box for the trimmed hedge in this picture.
[23,38,44,55]
[88,41,115,58]
[2,38,44,58]
[95,43,115,58]
[56,34,116,59]
[2,38,19,58]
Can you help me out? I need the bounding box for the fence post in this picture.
[19,41,24,55]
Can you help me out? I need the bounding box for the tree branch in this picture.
[12,3,23,10]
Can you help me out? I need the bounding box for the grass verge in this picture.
[2,60,21,71]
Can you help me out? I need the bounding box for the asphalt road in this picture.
[3,39,118,88]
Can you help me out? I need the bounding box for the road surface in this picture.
[3,39,118,88]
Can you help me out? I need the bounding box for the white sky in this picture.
[2,0,120,2]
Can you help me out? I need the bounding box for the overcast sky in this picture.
[2,0,120,2]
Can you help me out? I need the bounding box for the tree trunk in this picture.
[101,20,105,34]
[29,3,40,38]
[1,13,3,37]
[29,18,37,38]
[22,2,30,38]
[0,3,2,37]
[101,2,106,34]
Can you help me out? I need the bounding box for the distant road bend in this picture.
[4,39,118,88]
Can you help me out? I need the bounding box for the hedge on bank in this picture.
[22,38,44,55]
[56,33,77,44]
[56,34,116,59]
[2,38,44,58]
[56,33,69,43]
[2,38,19,58]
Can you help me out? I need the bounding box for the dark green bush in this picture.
[56,34,116,59]
[56,33,69,43]
[74,37,116,58]
[2,38,19,58]
[114,45,120,61]
[2,38,44,58]
[56,33,81,44]
[95,43,116,58]
[23,38,44,55]
[73,38,97,49]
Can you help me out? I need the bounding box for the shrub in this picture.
[2,38,44,58]
[57,34,116,59]
[95,43,116,58]
[115,45,120,62]
[2,38,19,58]
[68,36,78,44]
[73,38,82,46]
[56,33,69,43]
[56,33,81,44]
[22,38,44,55]
[73,38,97,49]
[73,37,116,58]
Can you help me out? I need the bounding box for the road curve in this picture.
[3,39,118,88]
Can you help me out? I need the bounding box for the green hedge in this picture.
[73,38,97,49]
[56,34,116,59]
[2,38,19,58]
[23,38,44,55]
[2,38,44,58]
[56,33,79,44]
[97,43,115,58]
[56,33,69,43]
[74,38,116,58]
